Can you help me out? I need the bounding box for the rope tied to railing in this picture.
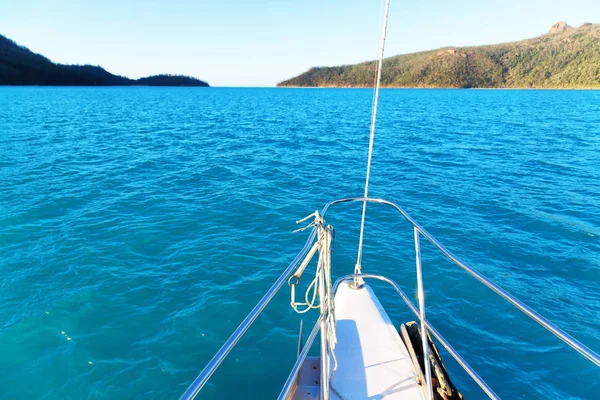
[288,211,338,386]
[289,212,335,320]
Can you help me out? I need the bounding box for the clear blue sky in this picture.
[1,0,598,86]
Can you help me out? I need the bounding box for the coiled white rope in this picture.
[289,213,335,321]
[288,212,338,377]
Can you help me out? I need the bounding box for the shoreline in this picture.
[276,85,600,90]
[2,85,599,90]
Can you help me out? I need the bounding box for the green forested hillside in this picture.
[278,22,600,89]
[0,34,209,86]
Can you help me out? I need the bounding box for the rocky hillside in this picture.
[278,22,600,89]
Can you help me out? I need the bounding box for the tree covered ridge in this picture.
[0,34,209,86]
[278,22,600,89]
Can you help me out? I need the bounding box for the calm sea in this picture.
[0,87,599,399]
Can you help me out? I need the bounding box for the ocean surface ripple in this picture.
[0,87,599,399]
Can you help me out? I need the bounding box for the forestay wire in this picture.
[355,0,392,274]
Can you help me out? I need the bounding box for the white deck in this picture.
[330,281,424,400]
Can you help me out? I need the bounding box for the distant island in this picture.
[278,22,600,89]
[0,34,209,87]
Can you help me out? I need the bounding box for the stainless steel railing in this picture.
[331,273,500,399]
[278,316,323,400]
[323,197,600,369]
[181,196,600,400]
[179,226,319,400]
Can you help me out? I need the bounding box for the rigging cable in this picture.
[355,0,391,275]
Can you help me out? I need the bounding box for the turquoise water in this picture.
[1,87,599,399]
